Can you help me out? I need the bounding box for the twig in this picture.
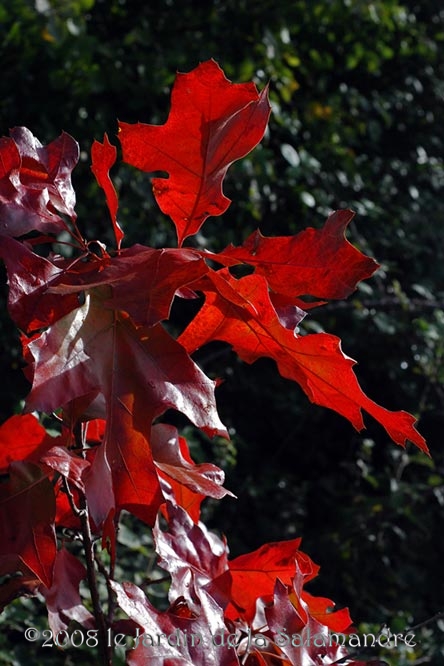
[67,423,113,666]
[407,610,444,633]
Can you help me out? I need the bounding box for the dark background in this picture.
[1,1,443,663]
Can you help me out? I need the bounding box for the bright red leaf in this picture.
[213,209,379,300]
[119,59,271,245]
[224,539,318,623]
[0,413,51,473]
[91,133,124,250]
[179,269,428,454]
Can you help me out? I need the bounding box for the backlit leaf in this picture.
[119,59,270,245]
[179,270,428,453]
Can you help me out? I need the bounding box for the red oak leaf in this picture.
[159,477,205,525]
[91,133,124,250]
[40,548,94,633]
[0,235,80,333]
[0,572,41,613]
[301,591,353,633]
[213,209,379,300]
[153,502,229,612]
[264,576,350,666]
[119,59,271,245]
[0,127,78,236]
[0,462,56,587]
[0,414,51,473]
[111,580,239,666]
[224,539,318,623]
[179,270,428,454]
[50,244,208,327]
[40,446,90,492]
[23,288,226,525]
[152,423,233,502]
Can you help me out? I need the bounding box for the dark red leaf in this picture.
[0,462,56,587]
[40,548,94,633]
[111,580,239,666]
[0,127,78,236]
[119,59,270,245]
[23,288,226,525]
[50,244,209,327]
[40,446,90,491]
[264,577,350,666]
[0,236,80,333]
[152,423,233,502]
[153,502,229,611]
[0,572,41,612]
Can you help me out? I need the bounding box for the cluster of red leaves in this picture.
[0,60,426,664]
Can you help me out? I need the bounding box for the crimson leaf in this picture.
[179,269,428,454]
[119,59,270,246]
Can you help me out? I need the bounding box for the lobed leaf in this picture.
[23,288,226,526]
[179,269,428,453]
[119,59,270,245]
[213,209,379,300]
[0,127,78,237]
[91,134,124,250]
[40,547,94,634]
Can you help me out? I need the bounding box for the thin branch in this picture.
[70,424,113,666]
[407,610,444,633]
[319,296,444,314]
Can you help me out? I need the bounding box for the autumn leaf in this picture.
[212,209,379,300]
[119,59,271,245]
[49,243,208,327]
[91,134,124,250]
[0,127,78,236]
[153,502,229,611]
[0,462,56,587]
[40,548,94,634]
[265,577,350,666]
[111,580,238,666]
[152,423,233,503]
[223,539,318,623]
[23,288,227,525]
[0,413,53,473]
[0,235,80,333]
[179,269,428,454]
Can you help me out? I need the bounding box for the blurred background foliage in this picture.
[1,0,444,663]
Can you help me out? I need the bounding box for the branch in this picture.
[69,423,113,666]
[319,296,444,314]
